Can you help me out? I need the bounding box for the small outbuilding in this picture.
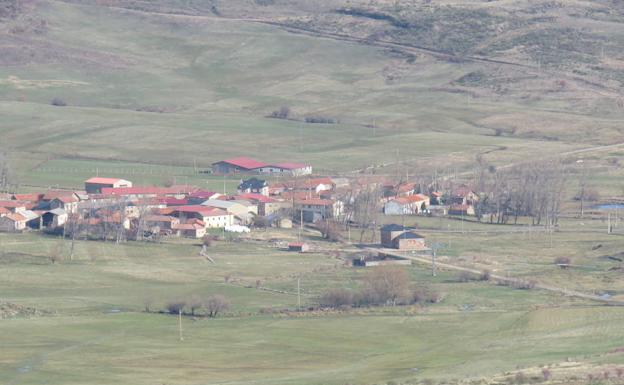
[288,242,310,252]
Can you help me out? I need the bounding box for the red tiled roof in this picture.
[144,215,179,222]
[85,177,127,184]
[217,157,267,170]
[54,195,79,204]
[235,193,275,203]
[0,200,28,208]
[172,223,204,230]
[0,207,10,215]
[43,191,77,201]
[6,213,27,222]
[12,194,42,202]
[160,198,189,206]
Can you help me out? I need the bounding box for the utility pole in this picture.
[223,174,226,195]
[178,309,184,342]
[297,277,301,311]
[608,213,612,234]
[299,210,303,241]
[432,247,437,277]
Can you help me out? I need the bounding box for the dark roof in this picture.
[395,232,424,240]
[238,178,267,191]
[381,224,415,232]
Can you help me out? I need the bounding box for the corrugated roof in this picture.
[216,157,267,170]
[85,177,128,184]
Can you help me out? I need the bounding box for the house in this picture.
[0,207,10,217]
[201,200,253,219]
[379,224,426,250]
[256,162,312,176]
[49,195,80,214]
[448,204,475,216]
[172,222,206,238]
[212,157,268,174]
[235,194,292,217]
[0,212,28,232]
[392,232,426,250]
[288,242,310,252]
[172,206,234,228]
[41,208,68,228]
[12,193,43,202]
[450,185,479,206]
[294,198,343,223]
[238,178,269,196]
[380,224,415,248]
[297,178,334,194]
[85,177,133,194]
[143,215,180,231]
[384,194,430,215]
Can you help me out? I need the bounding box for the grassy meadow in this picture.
[2,232,624,385]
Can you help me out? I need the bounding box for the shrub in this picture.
[51,97,67,107]
[320,288,354,308]
[480,269,491,281]
[514,371,527,384]
[541,368,551,381]
[364,266,411,306]
[513,280,536,290]
[270,105,290,119]
[413,288,442,304]
[457,271,476,282]
[554,256,571,268]
[304,116,337,124]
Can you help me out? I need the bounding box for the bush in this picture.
[480,269,491,281]
[513,280,536,290]
[413,288,442,304]
[51,97,67,107]
[554,256,571,268]
[320,288,354,308]
[364,266,411,306]
[304,116,337,124]
[457,271,476,282]
[270,105,290,119]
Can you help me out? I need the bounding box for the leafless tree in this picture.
[203,294,230,318]
[48,241,63,264]
[318,220,341,242]
[363,265,411,306]
[188,294,202,316]
[0,151,15,193]
[320,288,354,308]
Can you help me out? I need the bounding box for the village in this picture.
[0,156,480,256]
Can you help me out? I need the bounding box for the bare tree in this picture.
[188,294,202,316]
[48,241,64,264]
[203,294,230,318]
[0,151,15,193]
[364,265,411,306]
[320,288,354,308]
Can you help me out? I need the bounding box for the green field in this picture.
[2,233,624,385]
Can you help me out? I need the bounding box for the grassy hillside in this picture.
[2,0,624,187]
